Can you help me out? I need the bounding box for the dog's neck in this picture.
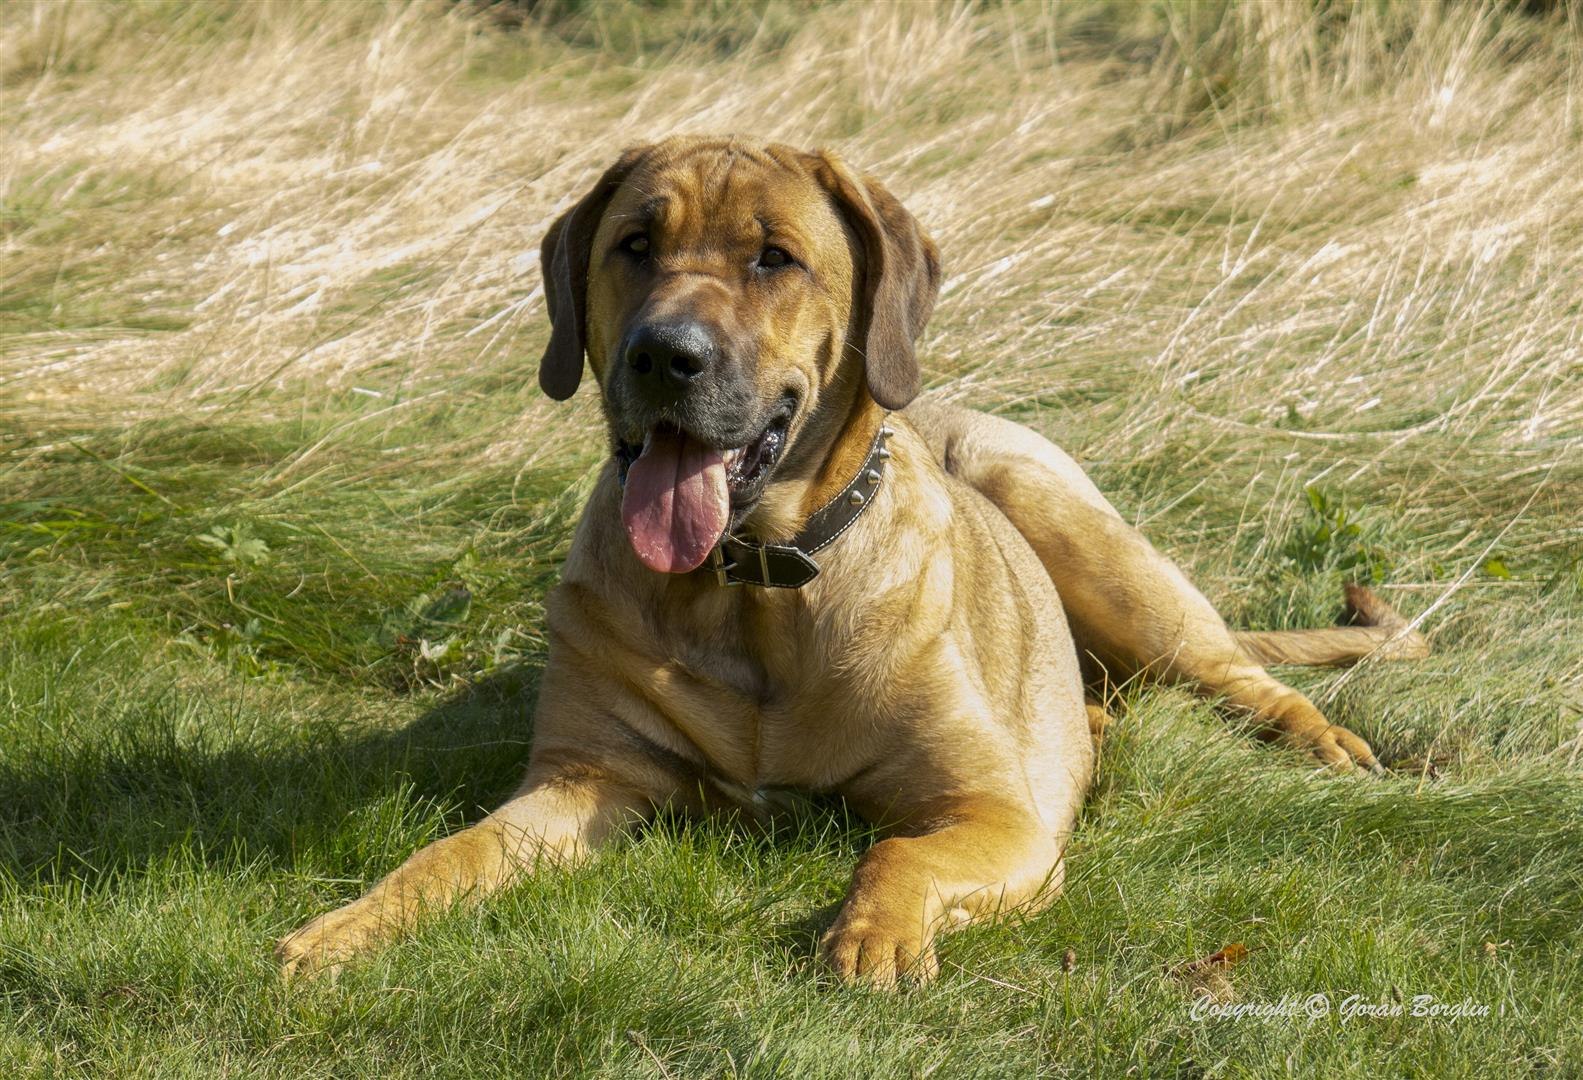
[743,373,886,544]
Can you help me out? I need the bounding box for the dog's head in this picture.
[537,136,939,574]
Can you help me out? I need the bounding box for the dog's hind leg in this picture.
[906,400,1410,773]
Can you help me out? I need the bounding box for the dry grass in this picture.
[6,2,1579,428]
[4,1,1579,578]
[3,2,1582,1075]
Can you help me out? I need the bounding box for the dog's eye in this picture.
[620,234,650,256]
[758,246,793,269]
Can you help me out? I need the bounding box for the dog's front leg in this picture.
[277,755,657,980]
[820,796,1062,988]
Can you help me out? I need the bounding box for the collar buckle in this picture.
[707,547,743,587]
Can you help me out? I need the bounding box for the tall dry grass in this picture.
[2,0,1579,587]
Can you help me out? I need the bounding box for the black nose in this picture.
[623,320,718,396]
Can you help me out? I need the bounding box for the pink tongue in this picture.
[621,429,730,573]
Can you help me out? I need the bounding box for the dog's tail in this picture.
[1233,584,1430,668]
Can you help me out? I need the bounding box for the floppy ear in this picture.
[810,152,941,410]
[538,146,649,401]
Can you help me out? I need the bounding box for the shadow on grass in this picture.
[0,663,547,887]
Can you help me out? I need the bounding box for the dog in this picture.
[278,135,1427,986]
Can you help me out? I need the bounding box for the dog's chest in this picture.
[654,598,884,792]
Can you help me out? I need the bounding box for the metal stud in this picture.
[879,425,895,440]
[848,490,866,507]
[865,469,880,486]
[877,447,891,460]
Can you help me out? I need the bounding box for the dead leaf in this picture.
[1167,942,1249,978]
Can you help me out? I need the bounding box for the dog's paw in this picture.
[1283,720,1386,777]
[819,910,939,989]
[277,899,389,982]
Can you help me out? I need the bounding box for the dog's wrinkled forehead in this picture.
[599,142,848,263]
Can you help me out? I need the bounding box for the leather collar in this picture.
[699,419,894,589]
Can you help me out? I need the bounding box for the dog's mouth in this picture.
[615,397,795,574]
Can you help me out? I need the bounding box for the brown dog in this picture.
[278,136,1427,985]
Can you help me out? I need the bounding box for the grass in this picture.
[2,0,1581,1074]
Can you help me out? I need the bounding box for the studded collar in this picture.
[699,419,894,589]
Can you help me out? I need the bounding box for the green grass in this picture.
[3,0,1582,1075]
